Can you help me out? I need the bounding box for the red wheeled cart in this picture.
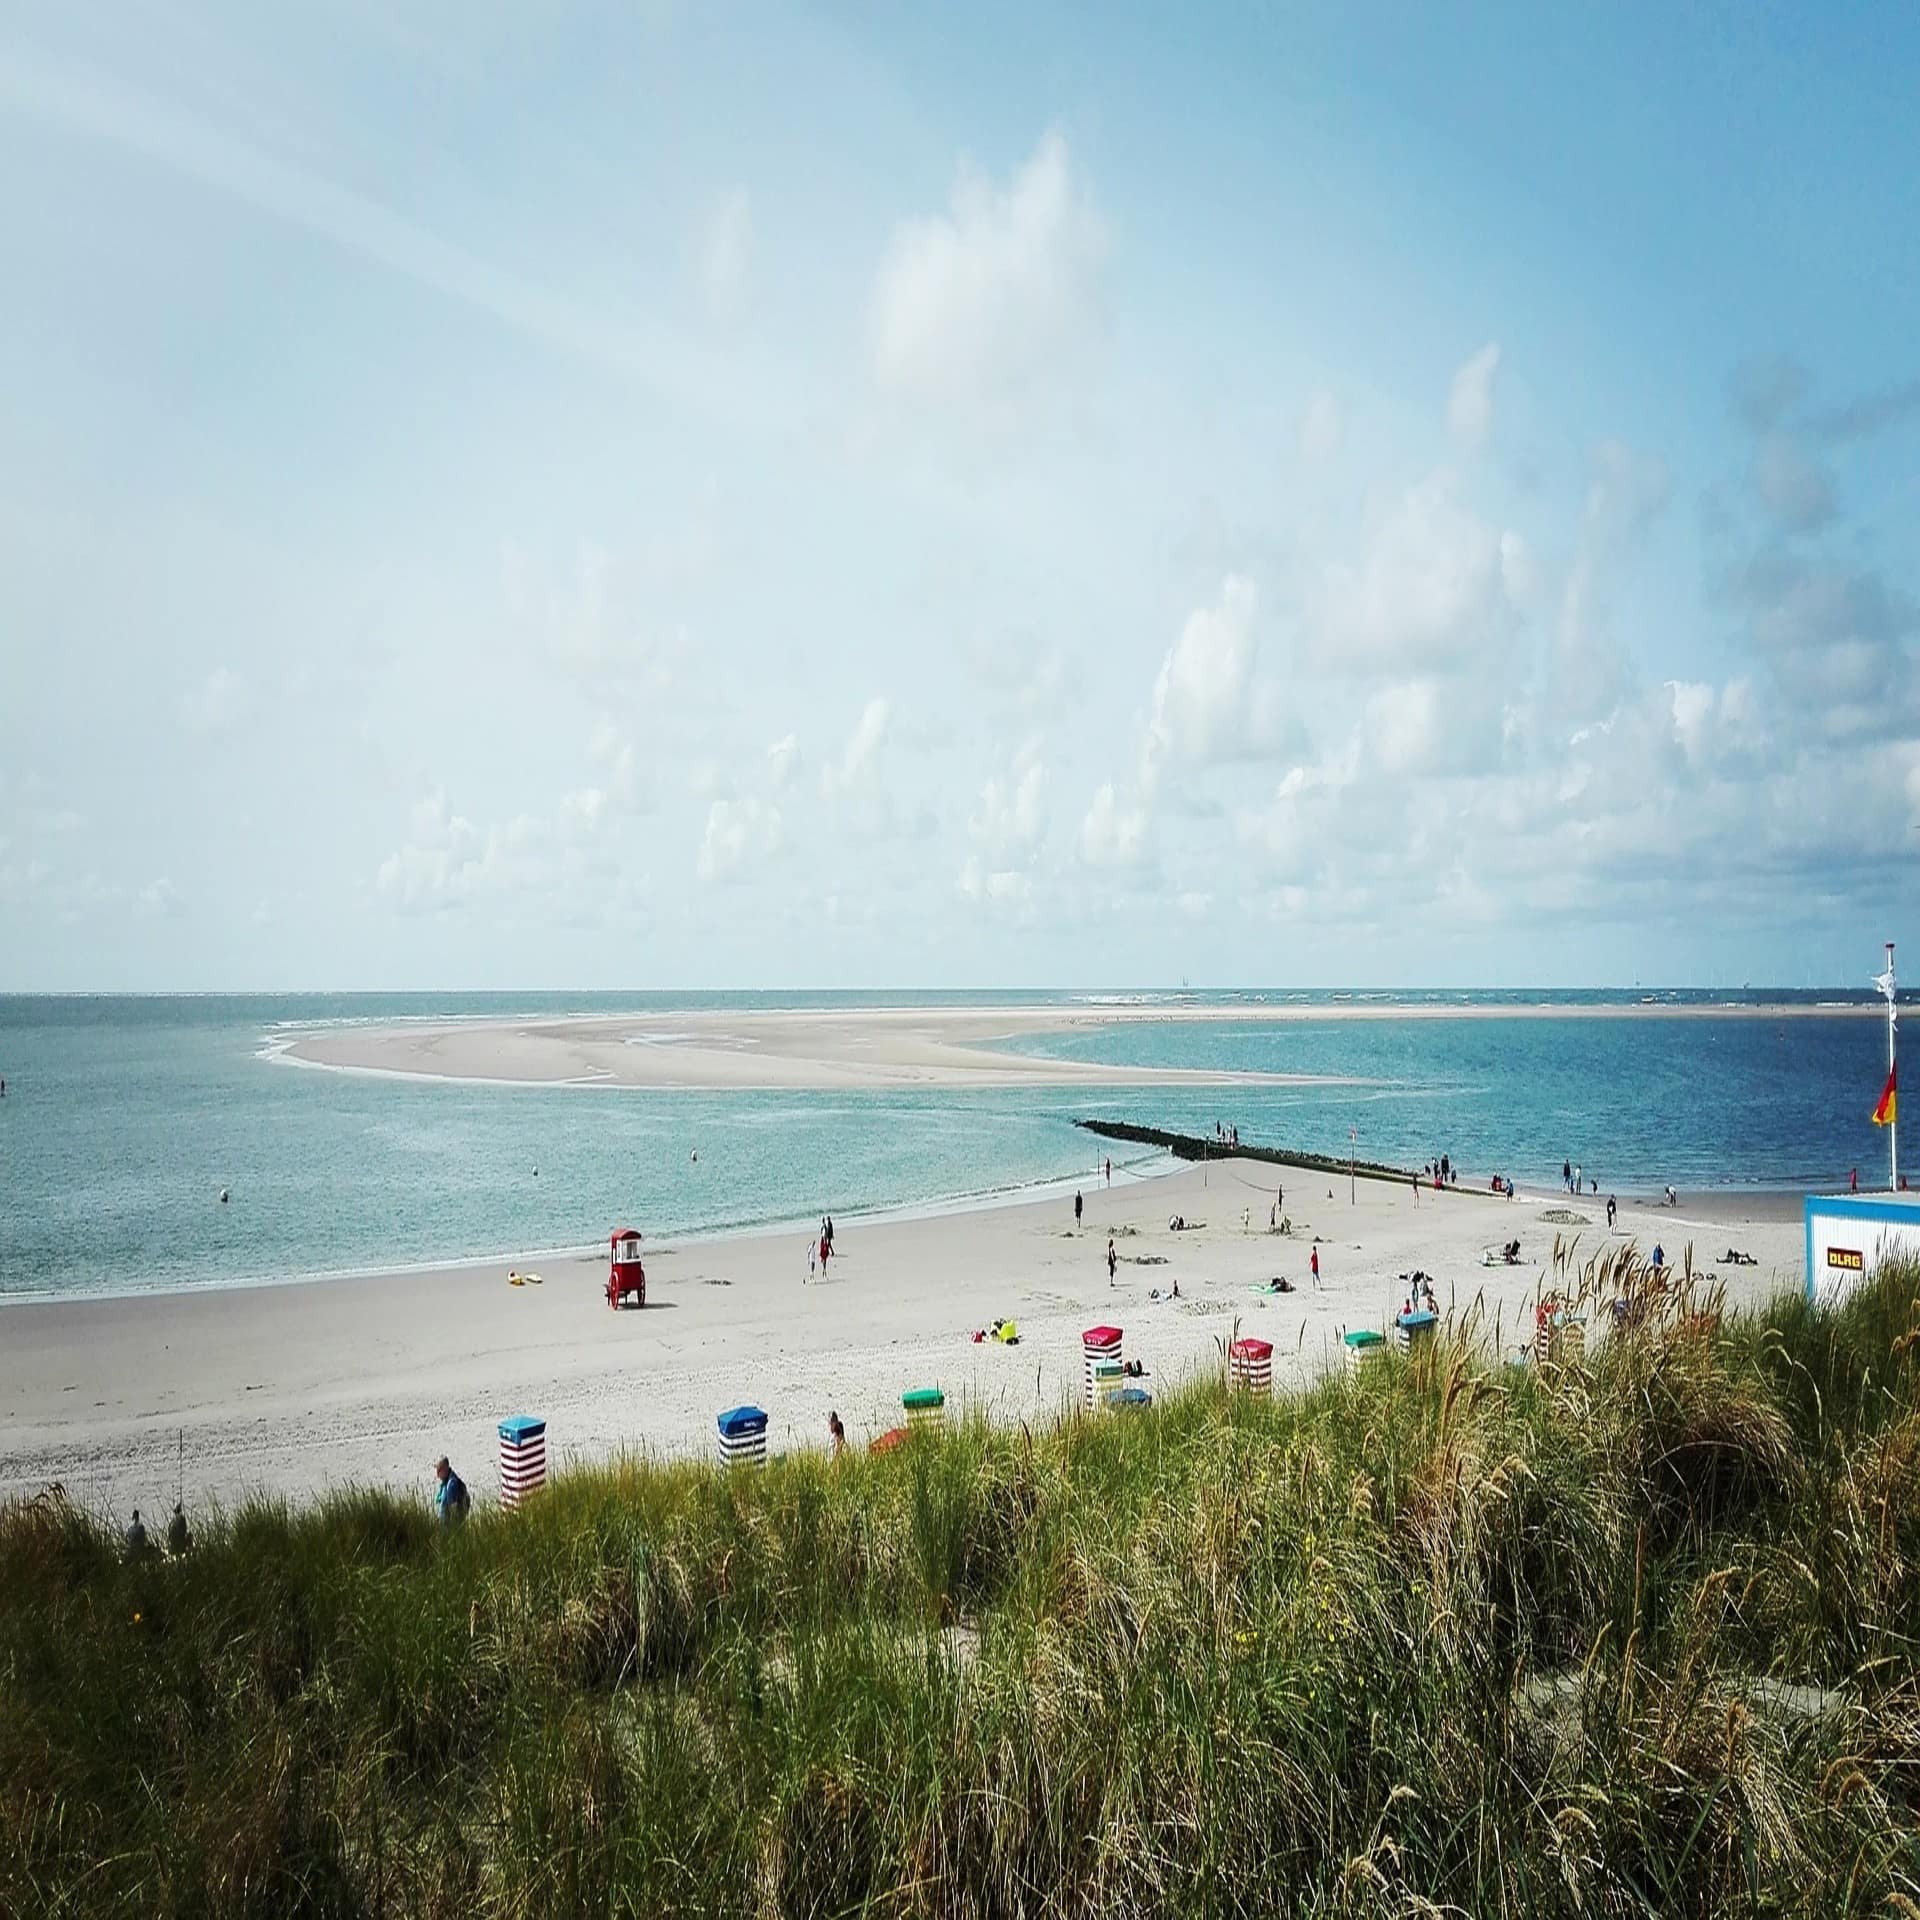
[606,1228,647,1308]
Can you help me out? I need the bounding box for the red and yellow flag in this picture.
[1872,1065,1897,1127]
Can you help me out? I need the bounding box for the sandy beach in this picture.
[277,1000,1880,1092]
[0,1163,1806,1519]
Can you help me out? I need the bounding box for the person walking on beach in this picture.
[1310,1245,1320,1285]
[827,1411,845,1459]
[1411,1171,1420,1207]
[1563,1159,1572,1193]
[1572,1163,1582,1197]
[819,1230,831,1277]
[807,1237,816,1281]
[1850,1167,1859,1194]
[824,1215,835,1253]
[1105,1157,1112,1186]
[1074,1189,1084,1231]
[433,1457,469,1526]
[1107,1235,1117,1285]
[124,1509,148,1556]
[1606,1194,1617,1232]
[166,1503,190,1556]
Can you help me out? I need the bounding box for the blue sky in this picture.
[2,1,1917,989]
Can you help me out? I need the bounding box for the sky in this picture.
[2,1,1918,991]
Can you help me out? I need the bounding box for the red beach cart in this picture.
[606,1228,647,1309]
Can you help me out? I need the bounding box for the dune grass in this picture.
[6,1255,1920,1916]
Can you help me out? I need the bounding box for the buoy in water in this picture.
[219,1188,229,1205]
[690,1149,699,1163]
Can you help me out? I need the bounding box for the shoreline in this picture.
[0,1146,1186,1311]
[1,1158,1812,1517]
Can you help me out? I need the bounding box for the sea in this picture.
[0,990,1903,1304]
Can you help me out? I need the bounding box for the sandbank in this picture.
[276,999,1880,1094]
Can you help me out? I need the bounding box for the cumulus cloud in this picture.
[1141,575,1260,794]
[561,718,649,833]
[377,792,537,913]
[957,855,1031,904]
[766,733,800,792]
[822,697,889,797]
[868,128,1106,411]
[1080,780,1149,868]
[960,746,1047,906]
[698,793,781,882]
[969,754,1046,859]
[1446,342,1501,448]
[1326,474,1519,665]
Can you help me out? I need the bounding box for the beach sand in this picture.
[278,1000,1877,1092]
[0,1164,1805,1519]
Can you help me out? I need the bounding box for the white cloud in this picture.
[1298,387,1343,460]
[698,794,782,882]
[869,128,1106,410]
[1142,575,1259,793]
[1327,474,1516,665]
[957,855,1031,904]
[376,793,539,913]
[969,755,1046,858]
[1080,780,1149,867]
[697,187,752,320]
[822,697,889,796]
[961,748,1047,905]
[1447,342,1501,449]
[561,718,647,833]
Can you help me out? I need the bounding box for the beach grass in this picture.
[5,1256,1920,1916]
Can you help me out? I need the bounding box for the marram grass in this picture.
[6,1254,1920,1917]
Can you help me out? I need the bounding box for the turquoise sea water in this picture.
[0,991,1904,1302]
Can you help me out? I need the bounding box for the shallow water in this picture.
[0,990,1900,1301]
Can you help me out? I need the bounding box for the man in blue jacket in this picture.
[434,1456,470,1526]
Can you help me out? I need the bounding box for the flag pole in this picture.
[1889,942,1899,1194]
[1875,940,1898,1192]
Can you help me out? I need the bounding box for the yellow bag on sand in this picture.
[994,1320,1018,1344]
